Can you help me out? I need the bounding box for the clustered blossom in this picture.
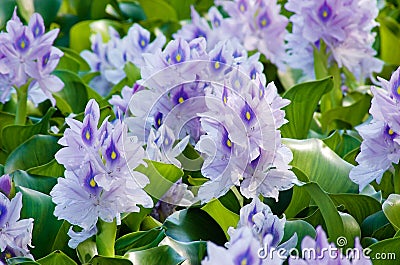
[350,67,400,190]
[0,9,63,105]
[202,197,297,265]
[51,99,153,248]
[0,192,34,264]
[81,24,165,96]
[174,0,288,69]
[126,36,295,203]
[285,0,383,81]
[289,226,371,264]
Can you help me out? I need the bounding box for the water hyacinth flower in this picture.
[285,0,383,81]
[202,197,296,265]
[288,226,372,264]
[175,1,288,69]
[52,99,153,247]
[0,193,34,262]
[0,9,63,106]
[81,24,165,96]
[0,174,11,197]
[350,67,400,190]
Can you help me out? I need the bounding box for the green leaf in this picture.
[6,257,40,265]
[11,170,57,194]
[26,159,65,178]
[285,167,311,218]
[302,182,345,243]
[201,199,239,238]
[135,160,184,201]
[339,212,361,248]
[329,193,382,224]
[383,194,400,231]
[162,236,207,265]
[0,0,15,29]
[323,131,361,158]
[16,186,63,258]
[51,221,78,262]
[16,0,61,26]
[5,135,60,174]
[36,251,78,265]
[2,107,56,152]
[361,211,391,238]
[368,237,400,265]
[0,111,17,150]
[77,237,97,264]
[137,0,178,22]
[115,227,166,255]
[88,256,133,265]
[281,77,333,139]
[283,138,358,193]
[53,70,89,115]
[378,16,400,65]
[320,93,371,132]
[282,220,316,249]
[125,245,184,265]
[163,208,227,245]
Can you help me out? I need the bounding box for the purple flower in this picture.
[288,226,372,264]
[52,99,153,247]
[350,67,400,190]
[0,9,62,105]
[0,193,34,260]
[284,0,383,81]
[0,175,11,197]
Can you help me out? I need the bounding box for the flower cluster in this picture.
[51,99,153,248]
[0,191,34,264]
[350,67,400,190]
[202,197,297,265]
[0,9,63,105]
[289,226,371,265]
[125,36,296,203]
[285,0,383,80]
[81,24,165,96]
[174,0,288,69]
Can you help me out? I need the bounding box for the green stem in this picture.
[394,164,400,194]
[15,82,30,125]
[96,219,116,257]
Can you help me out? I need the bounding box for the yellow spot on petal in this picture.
[223,96,227,104]
[389,129,394,135]
[260,90,263,97]
[89,178,97,188]
[261,19,267,26]
[235,79,240,88]
[241,258,247,265]
[85,130,91,140]
[157,118,161,126]
[178,97,184,103]
[176,53,182,62]
[20,40,26,49]
[240,4,245,12]
[5,252,12,259]
[111,151,117,160]
[322,10,328,17]
[226,138,232,147]
[246,111,251,120]
[396,86,400,95]
[214,61,220,69]
[141,40,146,47]
[165,138,169,145]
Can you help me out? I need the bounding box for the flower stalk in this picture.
[15,81,30,125]
[96,219,117,257]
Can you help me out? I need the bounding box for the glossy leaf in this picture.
[281,77,333,139]
[361,211,390,237]
[383,194,400,231]
[201,199,239,239]
[88,256,133,265]
[16,186,63,258]
[6,257,40,265]
[378,15,400,65]
[36,250,78,265]
[163,208,226,245]
[11,170,57,194]
[53,70,89,115]
[283,138,358,193]
[0,0,15,31]
[282,220,316,249]
[368,237,400,265]
[115,227,166,255]
[161,236,207,265]
[2,107,56,152]
[4,135,60,174]
[26,159,65,178]
[137,0,178,22]
[125,246,184,265]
